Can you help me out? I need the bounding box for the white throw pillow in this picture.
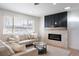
[13,35,20,42]
[30,33,38,39]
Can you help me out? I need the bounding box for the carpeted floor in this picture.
[27,44,79,56]
[42,45,70,56]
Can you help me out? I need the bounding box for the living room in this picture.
[0,3,79,56]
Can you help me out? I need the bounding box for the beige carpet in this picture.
[26,45,70,56]
[44,45,70,56]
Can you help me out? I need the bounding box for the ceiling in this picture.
[0,3,79,17]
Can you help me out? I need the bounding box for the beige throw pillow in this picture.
[30,33,38,39]
[7,38,16,44]
[10,43,26,53]
[25,35,29,39]
[30,34,34,39]
[13,35,20,42]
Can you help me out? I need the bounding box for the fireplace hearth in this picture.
[48,34,61,41]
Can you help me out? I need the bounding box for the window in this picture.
[3,15,13,34]
[14,16,34,35]
[3,15,34,35]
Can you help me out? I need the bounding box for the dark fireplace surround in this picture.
[48,34,61,41]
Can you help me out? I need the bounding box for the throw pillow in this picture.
[10,43,26,53]
[13,35,20,42]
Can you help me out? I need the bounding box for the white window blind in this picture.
[3,15,34,35]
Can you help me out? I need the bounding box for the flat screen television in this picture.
[45,12,67,28]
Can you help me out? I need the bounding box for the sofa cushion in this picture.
[8,38,15,41]
[30,33,38,39]
[30,39,37,42]
[10,43,26,53]
[25,35,30,39]
[19,35,26,41]
[19,40,33,45]
[7,35,20,43]
[13,35,20,42]
[13,48,38,56]
[0,40,15,55]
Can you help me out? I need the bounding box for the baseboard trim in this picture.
[69,48,79,51]
[68,48,79,56]
[47,43,67,49]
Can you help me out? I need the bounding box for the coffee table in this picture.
[33,42,47,55]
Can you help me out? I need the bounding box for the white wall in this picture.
[39,17,45,42]
[68,9,79,50]
[0,16,4,39]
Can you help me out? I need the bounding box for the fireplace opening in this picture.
[48,34,61,41]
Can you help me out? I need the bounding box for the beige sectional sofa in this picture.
[0,40,38,56]
[2,33,38,44]
[0,33,38,56]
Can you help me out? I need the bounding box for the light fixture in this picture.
[55,22,57,24]
[64,7,71,10]
[53,3,56,5]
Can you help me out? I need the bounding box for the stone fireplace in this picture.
[44,29,68,48]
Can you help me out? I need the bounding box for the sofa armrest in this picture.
[12,48,38,56]
[19,40,33,45]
